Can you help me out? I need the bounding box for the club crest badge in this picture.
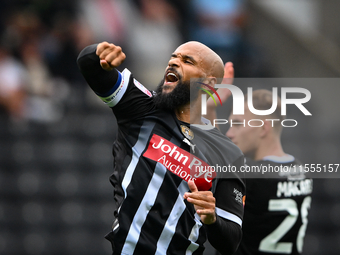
[180,125,194,140]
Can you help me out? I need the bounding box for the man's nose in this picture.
[168,57,180,68]
[226,128,233,139]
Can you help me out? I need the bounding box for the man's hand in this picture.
[183,180,217,225]
[96,42,126,71]
[207,62,234,109]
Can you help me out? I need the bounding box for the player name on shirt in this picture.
[277,179,313,198]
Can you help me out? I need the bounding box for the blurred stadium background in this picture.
[0,0,339,254]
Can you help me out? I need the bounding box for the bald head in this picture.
[175,41,224,79]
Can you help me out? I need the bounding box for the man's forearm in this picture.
[205,216,242,255]
[77,44,119,95]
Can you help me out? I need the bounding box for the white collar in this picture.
[191,117,215,130]
[262,154,295,163]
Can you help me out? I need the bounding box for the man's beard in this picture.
[153,79,200,111]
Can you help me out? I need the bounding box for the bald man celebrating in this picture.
[77,41,245,255]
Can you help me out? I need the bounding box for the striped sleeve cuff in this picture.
[215,207,242,226]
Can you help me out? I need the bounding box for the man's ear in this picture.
[260,118,271,138]
[202,77,217,92]
[208,77,217,88]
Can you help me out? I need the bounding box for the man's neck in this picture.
[175,107,191,123]
[254,138,286,161]
[175,98,203,124]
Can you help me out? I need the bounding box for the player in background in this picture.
[77,41,245,255]
[206,85,313,255]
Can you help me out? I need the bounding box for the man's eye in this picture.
[185,60,193,64]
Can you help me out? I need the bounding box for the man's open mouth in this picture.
[165,70,179,84]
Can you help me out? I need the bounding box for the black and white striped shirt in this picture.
[235,156,312,255]
[77,45,245,255]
